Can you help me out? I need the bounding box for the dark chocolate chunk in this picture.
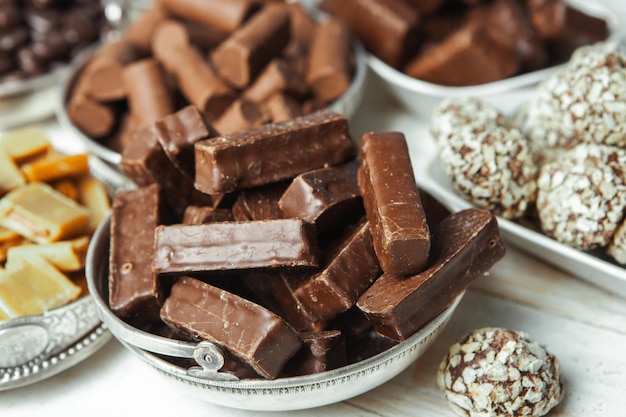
[231,181,289,221]
[294,219,381,323]
[358,131,430,275]
[194,110,357,195]
[109,184,167,326]
[182,205,234,224]
[278,161,362,236]
[154,105,216,179]
[153,218,320,274]
[357,208,506,341]
[282,330,347,376]
[160,276,302,379]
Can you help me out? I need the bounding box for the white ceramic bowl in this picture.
[85,213,463,411]
[368,0,623,119]
[57,20,368,166]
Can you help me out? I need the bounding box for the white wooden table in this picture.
[3,2,626,414]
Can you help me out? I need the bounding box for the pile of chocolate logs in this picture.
[108,108,506,380]
[320,0,609,86]
[0,0,106,84]
[66,0,355,155]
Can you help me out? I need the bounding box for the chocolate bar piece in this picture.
[160,0,257,34]
[109,184,166,326]
[357,208,506,341]
[306,16,352,103]
[154,105,215,179]
[403,23,519,86]
[182,205,233,224]
[123,1,168,54]
[264,92,302,123]
[152,26,236,121]
[231,182,289,221]
[120,123,211,217]
[160,276,302,379]
[531,0,608,62]
[67,67,116,138]
[278,162,362,236]
[153,218,320,274]
[319,0,419,68]
[294,219,381,323]
[211,3,291,88]
[213,99,269,135]
[470,0,548,72]
[194,110,357,194]
[282,330,346,376]
[358,132,430,275]
[122,58,174,127]
[243,58,307,103]
[82,40,140,102]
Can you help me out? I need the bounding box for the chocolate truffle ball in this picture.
[437,327,563,417]
[432,97,536,220]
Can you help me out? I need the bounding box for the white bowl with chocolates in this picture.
[321,0,622,118]
[84,109,506,410]
[57,0,367,166]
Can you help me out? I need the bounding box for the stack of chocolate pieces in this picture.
[108,109,506,379]
[66,0,355,157]
[320,0,609,86]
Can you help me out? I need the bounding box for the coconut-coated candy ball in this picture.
[437,327,563,417]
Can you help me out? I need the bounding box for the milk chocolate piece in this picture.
[470,0,548,72]
[279,162,362,236]
[194,110,357,195]
[154,105,215,179]
[358,132,430,275]
[294,219,381,323]
[319,0,419,68]
[160,0,257,34]
[357,208,506,341]
[404,23,519,86]
[243,58,307,103]
[82,40,140,102]
[231,181,289,221]
[405,0,444,15]
[160,276,302,379]
[182,205,233,224]
[211,4,290,88]
[285,2,315,56]
[122,59,174,127]
[531,0,608,62]
[67,69,116,138]
[264,92,302,123]
[153,218,320,274]
[213,99,269,135]
[109,184,166,326]
[123,1,168,54]
[282,330,346,376]
[161,45,236,121]
[306,17,352,103]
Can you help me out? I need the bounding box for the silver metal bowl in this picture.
[85,214,463,411]
[57,19,368,166]
[368,0,622,119]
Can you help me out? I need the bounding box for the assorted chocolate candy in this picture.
[0,0,107,85]
[320,0,609,86]
[65,0,356,157]
[108,110,506,379]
